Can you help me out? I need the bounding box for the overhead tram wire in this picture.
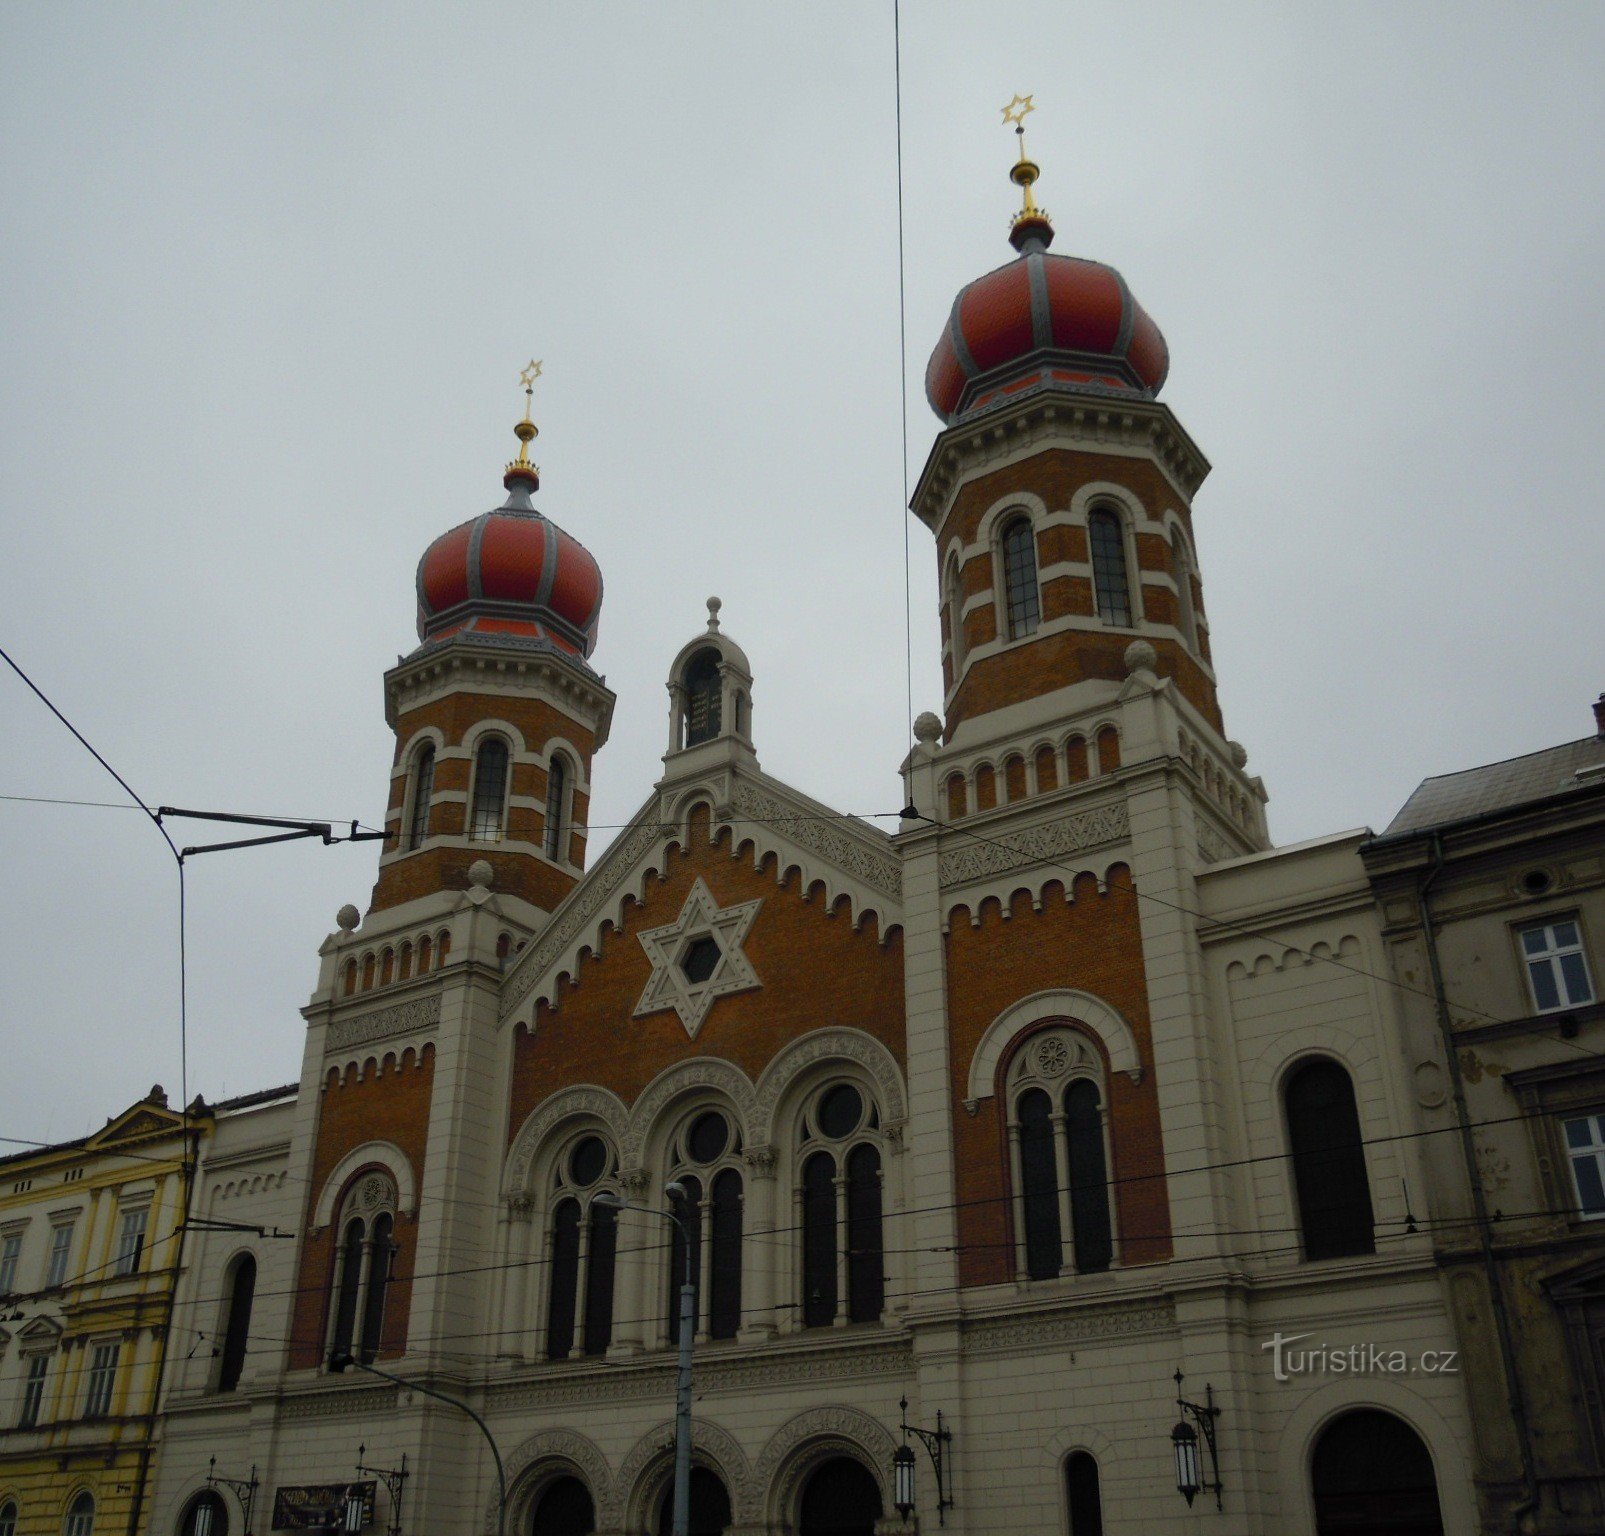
[893,0,915,752]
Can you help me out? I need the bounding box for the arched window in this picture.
[327,1172,399,1364]
[1170,529,1199,650]
[64,1493,95,1536]
[1286,1059,1375,1260]
[543,756,569,861]
[0,1501,17,1536]
[531,1477,595,1536]
[797,1082,884,1328]
[1088,509,1132,627]
[944,554,966,679]
[656,1467,731,1536]
[799,1457,883,1536]
[1000,516,1041,640]
[664,1110,744,1343]
[1065,1451,1104,1536]
[469,737,510,842]
[1311,1410,1443,1535]
[407,744,435,849]
[216,1253,256,1392]
[684,650,722,746]
[1008,1030,1115,1280]
[544,1135,619,1359]
[180,1491,229,1536]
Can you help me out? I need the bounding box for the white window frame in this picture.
[19,1351,49,1427]
[1518,917,1596,1013]
[63,1491,95,1536]
[1563,1112,1605,1220]
[46,1219,75,1288]
[114,1207,148,1277]
[0,1231,21,1293]
[82,1341,118,1418]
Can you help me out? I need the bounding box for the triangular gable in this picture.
[17,1316,63,1344]
[87,1097,188,1151]
[499,766,903,1024]
[1547,1253,1605,1307]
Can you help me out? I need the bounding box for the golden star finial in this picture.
[508,359,542,477]
[1000,92,1035,129]
[519,359,542,391]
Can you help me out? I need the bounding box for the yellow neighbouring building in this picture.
[0,1089,203,1536]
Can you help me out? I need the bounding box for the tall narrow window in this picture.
[0,1234,20,1293]
[1065,1080,1112,1273]
[666,1175,704,1344]
[83,1342,118,1418]
[64,1493,95,1536]
[1018,1088,1062,1280]
[114,1208,147,1276]
[19,1354,48,1427]
[359,1213,393,1362]
[1286,1059,1375,1261]
[543,756,568,861]
[708,1167,744,1339]
[1088,510,1132,626]
[546,1199,582,1359]
[331,1218,364,1355]
[1170,531,1199,650]
[802,1152,837,1328]
[407,745,435,849]
[0,1500,16,1536]
[666,1111,744,1343]
[582,1202,617,1356]
[844,1144,883,1323]
[180,1492,229,1536]
[684,650,722,746]
[469,737,510,842]
[1065,1451,1104,1536]
[1001,517,1041,639]
[217,1253,256,1391]
[945,554,966,676]
[1564,1114,1605,1218]
[46,1222,75,1287]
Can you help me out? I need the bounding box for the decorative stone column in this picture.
[739,1145,777,1342]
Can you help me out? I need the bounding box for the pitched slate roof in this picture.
[1382,735,1605,836]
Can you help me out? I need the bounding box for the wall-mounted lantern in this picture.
[204,1456,260,1536]
[892,1395,953,1525]
[1170,1370,1222,1510]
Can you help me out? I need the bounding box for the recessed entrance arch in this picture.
[654,1468,731,1536]
[529,1476,594,1536]
[1311,1409,1444,1535]
[798,1456,883,1536]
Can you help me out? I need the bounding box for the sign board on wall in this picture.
[271,1481,375,1531]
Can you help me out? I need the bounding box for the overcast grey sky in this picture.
[3,3,1602,1143]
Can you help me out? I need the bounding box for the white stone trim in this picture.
[312,1141,416,1229]
[967,989,1143,1103]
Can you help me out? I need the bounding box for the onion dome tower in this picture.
[911,98,1225,748]
[368,364,616,917]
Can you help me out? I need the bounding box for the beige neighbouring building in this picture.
[1362,700,1605,1534]
[120,134,1500,1536]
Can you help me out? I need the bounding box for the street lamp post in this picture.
[596,1182,695,1536]
[327,1350,506,1536]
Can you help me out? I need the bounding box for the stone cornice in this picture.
[384,636,616,745]
[911,393,1211,530]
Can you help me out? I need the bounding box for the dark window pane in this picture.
[1287,1060,1376,1261]
[1018,1088,1062,1280]
[684,650,722,746]
[1002,519,1041,639]
[687,1112,729,1164]
[845,1144,883,1323]
[546,1199,581,1358]
[1089,511,1132,626]
[583,1202,617,1355]
[657,1468,731,1536]
[218,1254,256,1392]
[359,1213,392,1362]
[681,937,722,985]
[667,1177,703,1346]
[544,757,567,860]
[1066,1451,1103,1536]
[469,739,509,841]
[1065,1080,1112,1273]
[570,1137,608,1188]
[408,747,434,849]
[709,1168,743,1339]
[1311,1409,1444,1535]
[532,1476,595,1536]
[802,1152,837,1328]
[818,1085,863,1139]
[799,1457,883,1536]
[332,1218,364,1354]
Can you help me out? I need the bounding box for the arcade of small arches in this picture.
[941,494,1208,690]
[943,723,1122,821]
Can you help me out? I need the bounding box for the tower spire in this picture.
[505,358,542,495]
[1001,93,1054,252]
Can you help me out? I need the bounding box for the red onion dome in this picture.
[415,467,603,660]
[925,221,1169,425]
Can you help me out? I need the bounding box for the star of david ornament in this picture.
[634,877,762,1038]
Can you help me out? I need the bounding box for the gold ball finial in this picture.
[506,359,543,489]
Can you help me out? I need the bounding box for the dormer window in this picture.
[469,738,510,842]
[684,649,722,745]
[1089,509,1133,627]
[1000,516,1041,640]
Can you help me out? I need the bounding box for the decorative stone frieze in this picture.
[326,995,440,1053]
[937,802,1129,886]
